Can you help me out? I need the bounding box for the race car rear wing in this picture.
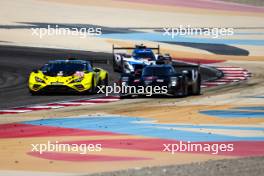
[172,62,201,72]
[112,44,160,54]
[112,44,160,73]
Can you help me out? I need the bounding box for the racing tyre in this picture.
[86,76,95,95]
[98,75,108,93]
[181,76,189,97]
[191,74,201,95]
[29,89,38,96]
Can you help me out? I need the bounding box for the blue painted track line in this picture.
[99,32,264,46]
[200,110,264,118]
[23,116,264,142]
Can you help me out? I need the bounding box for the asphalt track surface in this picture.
[0,45,119,109]
[0,45,216,109]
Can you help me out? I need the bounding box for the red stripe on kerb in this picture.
[0,123,119,138]
[73,100,113,103]
[0,111,18,115]
[13,107,50,111]
[62,139,264,157]
[46,103,81,107]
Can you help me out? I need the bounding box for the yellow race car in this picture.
[28,59,108,95]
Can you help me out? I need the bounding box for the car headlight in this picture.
[70,77,83,83]
[121,77,129,82]
[35,76,45,83]
[170,77,177,86]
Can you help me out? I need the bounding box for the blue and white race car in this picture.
[112,44,171,73]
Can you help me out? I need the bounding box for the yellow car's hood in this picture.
[34,71,88,85]
[43,75,76,84]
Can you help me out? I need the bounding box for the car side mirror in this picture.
[94,68,100,72]
[33,69,39,73]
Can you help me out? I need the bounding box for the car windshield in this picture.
[142,67,175,76]
[133,52,155,60]
[42,62,86,76]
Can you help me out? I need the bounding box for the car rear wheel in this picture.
[181,76,189,97]
[191,74,201,95]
